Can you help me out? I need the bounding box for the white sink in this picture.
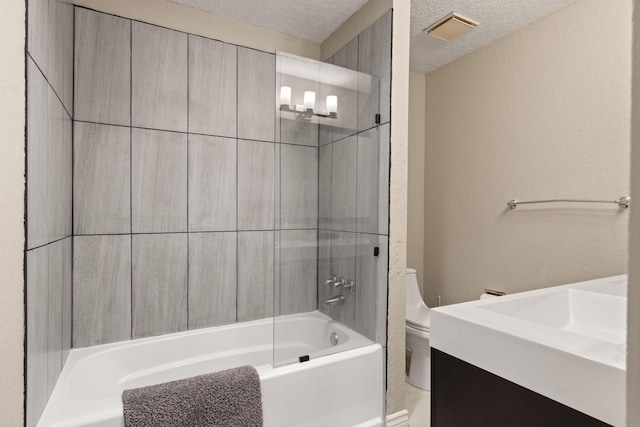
[480,288,626,345]
[431,275,627,426]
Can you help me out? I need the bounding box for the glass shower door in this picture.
[273,52,386,367]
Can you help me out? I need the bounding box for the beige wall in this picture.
[0,0,26,424]
[422,0,631,306]
[628,0,639,423]
[74,0,321,59]
[408,71,426,294]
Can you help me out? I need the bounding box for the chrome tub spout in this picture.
[324,295,345,305]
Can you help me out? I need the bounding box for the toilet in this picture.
[405,268,431,391]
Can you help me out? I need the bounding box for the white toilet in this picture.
[405,268,432,391]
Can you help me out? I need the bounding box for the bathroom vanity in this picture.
[430,275,626,427]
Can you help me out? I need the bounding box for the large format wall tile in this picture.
[47,0,74,113]
[27,58,50,249]
[27,57,72,249]
[238,139,274,230]
[329,231,357,329]
[74,122,130,234]
[189,35,237,137]
[358,11,391,131]
[280,144,318,229]
[188,232,237,329]
[318,54,334,146]
[73,235,131,347]
[28,0,74,113]
[132,128,187,233]
[48,90,73,243]
[332,37,359,142]
[26,247,48,427]
[62,237,72,363]
[188,135,236,231]
[355,234,388,344]
[237,231,274,321]
[357,124,390,235]
[132,22,188,132]
[317,230,332,317]
[238,48,275,142]
[319,144,332,230]
[331,135,357,232]
[278,230,317,315]
[47,239,65,396]
[27,0,49,77]
[132,234,188,339]
[75,9,130,126]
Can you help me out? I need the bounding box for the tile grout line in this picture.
[72,118,321,148]
[186,34,190,331]
[129,19,134,341]
[69,5,76,358]
[235,46,239,324]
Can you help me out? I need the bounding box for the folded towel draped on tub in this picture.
[122,365,263,427]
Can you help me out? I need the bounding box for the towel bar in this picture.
[507,196,630,210]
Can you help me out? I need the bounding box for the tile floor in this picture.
[406,382,430,426]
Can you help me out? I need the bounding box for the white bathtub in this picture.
[38,311,384,427]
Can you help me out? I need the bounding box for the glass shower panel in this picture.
[273,52,382,367]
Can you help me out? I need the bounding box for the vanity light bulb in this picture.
[304,91,316,110]
[326,95,338,114]
[280,86,291,106]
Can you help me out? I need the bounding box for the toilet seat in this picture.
[406,302,431,332]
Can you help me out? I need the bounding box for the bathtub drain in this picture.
[330,332,339,346]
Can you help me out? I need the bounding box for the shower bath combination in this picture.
[27,5,392,426]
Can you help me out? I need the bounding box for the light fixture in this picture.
[280,86,291,106]
[424,12,478,42]
[279,87,338,120]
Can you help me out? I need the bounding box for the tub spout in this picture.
[324,295,345,305]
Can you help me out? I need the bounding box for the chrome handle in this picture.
[334,277,345,288]
[324,274,337,287]
[342,279,355,294]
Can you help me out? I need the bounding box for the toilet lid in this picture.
[406,301,431,331]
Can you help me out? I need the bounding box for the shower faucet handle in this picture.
[324,274,338,287]
[342,279,355,294]
[333,277,346,288]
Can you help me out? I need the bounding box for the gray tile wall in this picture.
[317,11,392,345]
[26,0,74,424]
[72,8,319,350]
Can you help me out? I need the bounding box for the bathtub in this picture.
[38,311,384,427]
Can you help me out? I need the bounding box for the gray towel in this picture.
[122,365,263,427]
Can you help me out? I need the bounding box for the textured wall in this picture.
[628,0,640,422]
[0,0,26,425]
[387,0,410,417]
[26,0,74,425]
[73,0,320,59]
[423,0,632,306]
[408,70,426,294]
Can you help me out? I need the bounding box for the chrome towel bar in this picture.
[507,196,630,210]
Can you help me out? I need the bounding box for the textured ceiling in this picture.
[167,0,369,43]
[411,0,581,73]
[168,0,583,73]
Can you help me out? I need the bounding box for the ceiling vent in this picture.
[424,12,478,41]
